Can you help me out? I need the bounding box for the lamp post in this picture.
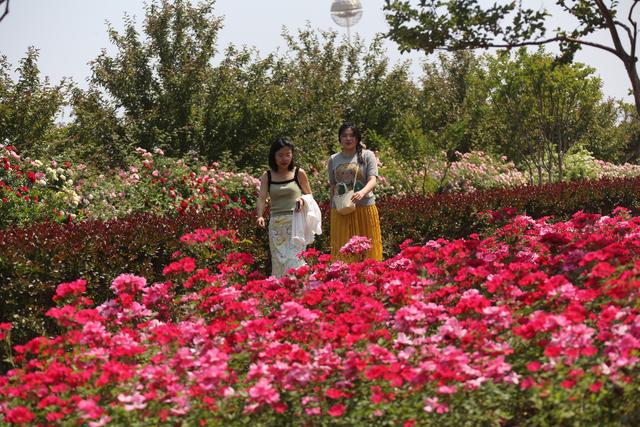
[330,0,363,43]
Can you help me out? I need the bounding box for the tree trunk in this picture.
[523,158,534,185]
[593,0,640,159]
[537,157,543,185]
[536,139,544,185]
[625,63,640,120]
[545,139,554,183]
[422,162,429,195]
[557,142,563,182]
[624,61,640,161]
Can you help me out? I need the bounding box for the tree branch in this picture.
[440,35,623,59]
[594,0,630,61]
[0,0,8,22]
[563,36,624,58]
[630,1,639,27]
[630,1,639,61]
[614,20,634,45]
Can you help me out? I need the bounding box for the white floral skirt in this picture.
[268,214,306,278]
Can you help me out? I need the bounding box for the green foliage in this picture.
[0,49,67,157]
[418,51,486,157]
[383,0,640,159]
[563,146,600,181]
[74,2,423,174]
[347,38,424,154]
[275,27,355,162]
[478,48,608,183]
[89,0,221,157]
[66,87,130,169]
[376,150,439,197]
[384,0,547,55]
[603,102,640,163]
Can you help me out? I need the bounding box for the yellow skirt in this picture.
[330,204,383,262]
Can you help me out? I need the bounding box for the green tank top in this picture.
[269,168,302,217]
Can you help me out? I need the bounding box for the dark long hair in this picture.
[338,122,364,165]
[268,137,296,171]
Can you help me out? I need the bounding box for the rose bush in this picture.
[0,145,260,228]
[7,174,640,348]
[1,209,640,425]
[376,149,640,197]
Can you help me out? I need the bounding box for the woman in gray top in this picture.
[257,137,312,277]
[328,123,382,261]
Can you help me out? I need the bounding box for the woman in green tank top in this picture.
[256,137,313,277]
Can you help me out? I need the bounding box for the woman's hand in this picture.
[257,216,266,228]
[295,197,304,212]
[351,190,365,203]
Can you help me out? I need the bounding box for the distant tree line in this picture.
[1,0,637,184]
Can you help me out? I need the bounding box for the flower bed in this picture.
[377,175,640,255]
[6,174,640,348]
[0,208,267,346]
[1,209,639,425]
[0,145,260,228]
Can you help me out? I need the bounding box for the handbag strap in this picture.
[352,162,359,189]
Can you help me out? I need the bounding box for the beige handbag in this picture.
[334,163,359,215]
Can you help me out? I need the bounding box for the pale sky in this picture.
[0,0,634,103]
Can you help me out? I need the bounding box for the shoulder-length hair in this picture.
[268,137,296,171]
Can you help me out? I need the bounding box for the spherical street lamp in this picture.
[330,0,363,42]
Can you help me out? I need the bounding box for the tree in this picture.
[90,0,221,157]
[67,87,129,168]
[0,48,67,157]
[609,102,640,161]
[479,48,607,183]
[76,0,428,173]
[383,0,640,158]
[348,37,423,158]
[270,26,356,166]
[200,46,282,168]
[204,26,360,170]
[407,50,490,190]
[418,50,485,156]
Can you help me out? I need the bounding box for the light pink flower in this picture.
[117,392,147,411]
[248,378,280,404]
[339,235,372,256]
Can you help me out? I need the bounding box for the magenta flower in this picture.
[328,403,346,417]
[110,274,147,296]
[0,322,12,340]
[248,378,280,406]
[53,279,87,302]
[77,399,103,419]
[4,406,35,423]
[423,397,449,414]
